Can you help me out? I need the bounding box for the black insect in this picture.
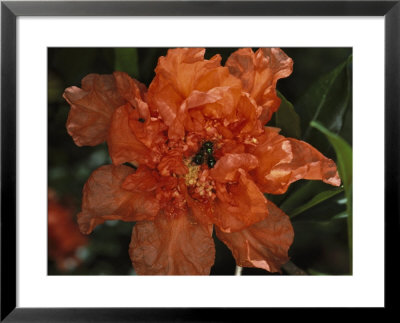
[138,118,145,123]
[192,141,216,168]
[207,155,216,168]
[203,141,213,149]
[193,153,204,165]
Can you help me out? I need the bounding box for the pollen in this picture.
[193,172,216,201]
[184,160,201,186]
[183,157,216,201]
[243,136,259,145]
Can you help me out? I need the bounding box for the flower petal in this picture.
[157,148,188,176]
[153,48,220,98]
[113,71,147,111]
[147,47,242,136]
[147,48,220,126]
[216,201,294,273]
[129,214,215,275]
[179,181,214,225]
[210,153,259,183]
[78,165,159,234]
[107,103,160,167]
[63,74,125,146]
[122,165,160,192]
[226,48,293,124]
[228,94,263,137]
[213,169,268,233]
[251,128,341,194]
[168,87,226,139]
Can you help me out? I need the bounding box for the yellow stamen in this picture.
[184,160,200,186]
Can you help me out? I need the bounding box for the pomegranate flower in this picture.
[63,48,340,275]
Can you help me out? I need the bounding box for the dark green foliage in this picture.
[275,91,301,138]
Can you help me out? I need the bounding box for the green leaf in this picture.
[310,121,352,273]
[339,103,353,147]
[311,121,352,194]
[296,55,352,155]
[307,268,328,275]
[275,91,301,138]
[278,180,345,223]
[288,187,344,219]
[289,210,348,225]
[114,48,139,78]
[331,211,348,220]
[279,180,331,214]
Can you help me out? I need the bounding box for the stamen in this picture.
[184,160,201,186]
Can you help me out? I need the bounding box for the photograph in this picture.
[2,0,395,318]
[48,47,353,276]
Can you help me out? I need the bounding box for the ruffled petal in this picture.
[147,48,220,126]
[153,48,221,98]
[213,169,268,233]
[122,165,159,192]
[146,75,184,127]
[63,74,125,146]
[210,153,259,183]
[195,68,242,122]
[113,72,170,149]
[251,128,340,194]
[216,201,294,273]
[147,48,242,137]
[157,149,188,176]
[168,88,226,140]
[107,103,160,167]
[129,214,215,275]
[113,71,147,110]
[228,93,263,137]
[78,165,159,234]
[226,48,293,124]
[179,181,214,225]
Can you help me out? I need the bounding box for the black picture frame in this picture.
[1,1,398,321]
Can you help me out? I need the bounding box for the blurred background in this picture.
[48,47,352,275]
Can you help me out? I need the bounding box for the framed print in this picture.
[1,0,398,321]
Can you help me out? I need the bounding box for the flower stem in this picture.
[282,260,307,275]
[235,265,243,276]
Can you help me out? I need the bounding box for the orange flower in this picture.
[63,48,340,275]
[48,189,87,271]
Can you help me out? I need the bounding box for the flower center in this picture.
[193,177,215,199]
[184,162,201,186]
[183,158,216,201]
